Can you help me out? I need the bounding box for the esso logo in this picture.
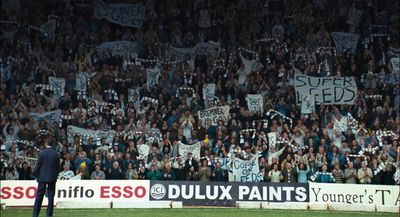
[150,184,166,200]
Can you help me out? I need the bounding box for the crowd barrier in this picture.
[0,180,398,213]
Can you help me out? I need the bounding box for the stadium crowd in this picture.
[1,0,399,185]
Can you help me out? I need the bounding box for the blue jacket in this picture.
[34,147,60,182]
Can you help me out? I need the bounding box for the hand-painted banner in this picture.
[300,94,315,114]
[49,77,65,98]
[67,125,116,144]
[198,105,229,127]
[239,53,260,84]
[94,0,145,28]
[331,32,359,54]
[214,157,230,170]
[40,19,57,41]
[389,58,400,73]
[346,7,363,26]
[178,142,201,160]
[146,68,161,91]
[232,155,262,182]
[74,73,87,92]
[267,132,277,147]
[333,116,350,132]
[95,41,138,59]
[29,110,62,126]
[246,94,263,113]
[294,74,358,105]
[203,83,216,102]
[137,144,150,162]
[198,9,211,28]
[167,41,220,62]
[380,72,400,84]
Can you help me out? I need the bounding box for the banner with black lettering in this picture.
[74,73,87,92]
[309,183,399,207]
[94,0,145,28]
[294,74,358,105]
[198,105,230,127]
[199,9,211,28]
[246,94,263,114]
[178,142,201,160]
[389,58,400,73]
[331,32,359,54]
[214,157,230,170]
[137,144,150,162]
[95,41,138,59]
[146,68,161,91]
[40,19,57,41]
[300,94,315,114]
[203,83,216,102]
[0,180,150,206]
[29,110,62,126]
[49,77,65,98]
[346,7,363,26]
[149,181,309,206]
[167,41,220,62]
[380,73,400,84]
[267,132,277,147]
[67,125,116,144]
[232,155,262,182]
[333,115,350,132]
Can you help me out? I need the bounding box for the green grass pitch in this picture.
[0,208,398,217]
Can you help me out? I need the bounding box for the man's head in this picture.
[112,161,119,169]
[63,164,70,171]
[216,162,221,169]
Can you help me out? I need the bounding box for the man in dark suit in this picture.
[282,162,298,183]
[33,136,60,217]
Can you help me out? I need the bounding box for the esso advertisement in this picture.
[0,180,150,206]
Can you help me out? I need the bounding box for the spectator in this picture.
[91,163,106,180]
[282,162,297,183]
[147,163,161,180]
[197,159,212,181]
[160,163,176,180]
[358,161,373,184]
[186,165,199,181]
[344,162,358,184]
[58,164,75,180]
[108,161,123,180]
[74,151,92,174]
[174,163,186,181]
[125,162,138,180]
[5,163,18,180]
[212,162,227,182]
[19,162,33,180]
[331,163,344,183]
[296,162,309,183]
[315,165,335,183]
[267,163,283,183]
